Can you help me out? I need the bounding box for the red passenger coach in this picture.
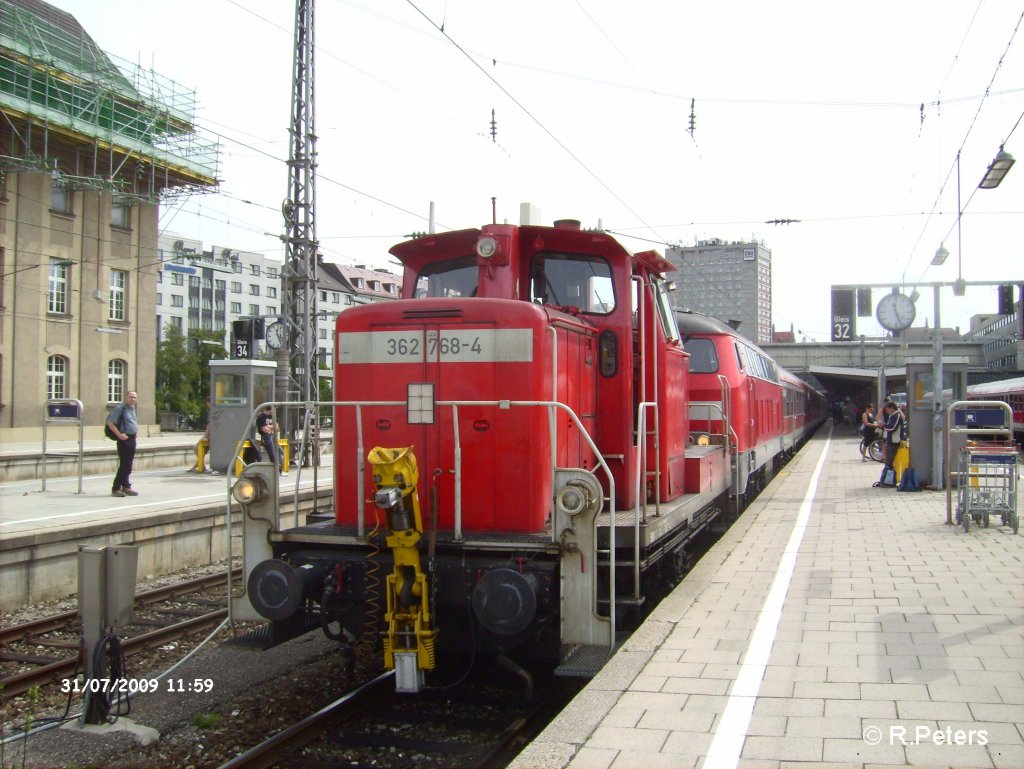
[967,376,1024,445]
[677,311,824,498]
[230,218,823,695]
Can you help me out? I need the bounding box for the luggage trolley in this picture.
[945,400,1019,534]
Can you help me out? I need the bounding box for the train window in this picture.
[531,253,615,314]
[685,338,719,373]
[413,256,478,298]
[654,279,679,341]
[734,343,746,371]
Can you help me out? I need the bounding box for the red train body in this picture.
[967,376,1024,444]
[232,219,824,690]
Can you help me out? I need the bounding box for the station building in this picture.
[0,0,218,442]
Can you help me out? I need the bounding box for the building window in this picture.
[319,328,328,339]
[189,296,199,309]
[172,273,184,286]
[251,264,261,277]
[267,267,278,279]
[230,301,242,314]
[108,359,126,404]
[267,286,277,299]
[172,295,184,307]
[50,180,71,214]
[189,275,201,288]
[170,316,183,330]
[232,262,242,274]
[109,269,127,321]
[111,200,130,228]
[266,306,276,316]
[231,281,241,293]
[156,293,162,306]
[47,259,69,314]
[249,284,260,296]
[249,304,260,315]
[215,279,226,292]
[47,355,67,400]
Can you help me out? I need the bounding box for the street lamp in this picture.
[979,147,1015,189]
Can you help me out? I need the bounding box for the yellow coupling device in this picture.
[368,447,437,688]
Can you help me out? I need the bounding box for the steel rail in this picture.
[216,671,395,769]
[1,570,238,645]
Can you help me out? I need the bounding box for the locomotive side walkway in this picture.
[513,429,1024,769]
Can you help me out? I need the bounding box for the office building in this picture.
[666,240,773,344]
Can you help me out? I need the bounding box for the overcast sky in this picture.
[56,0,1023,341]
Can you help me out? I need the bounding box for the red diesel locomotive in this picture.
[231,219,824,693]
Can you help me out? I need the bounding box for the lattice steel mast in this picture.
[277,0,320,466]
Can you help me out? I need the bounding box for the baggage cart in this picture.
[955,445,1018,533]
[946,400,1019,534]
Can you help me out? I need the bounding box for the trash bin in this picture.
[159,411,179,431]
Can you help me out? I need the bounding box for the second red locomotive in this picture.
[230,218,824,692]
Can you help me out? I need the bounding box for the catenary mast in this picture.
[277,0,320,469]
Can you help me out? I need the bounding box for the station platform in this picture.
[0,438,333,612]
[512,429,1024,769]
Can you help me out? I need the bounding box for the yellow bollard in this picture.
[277,438,289,473]
[192,437,209,472]
[234,438,289,475]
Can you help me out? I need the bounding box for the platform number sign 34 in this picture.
[830,288,856,342]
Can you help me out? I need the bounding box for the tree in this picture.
[155,325,199,417]
[155,327,227,428]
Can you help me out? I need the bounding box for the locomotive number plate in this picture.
[338,329,533,364]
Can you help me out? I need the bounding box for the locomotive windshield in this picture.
[684,338,719,373]
[530,253,615,314]
[413,256,478,298]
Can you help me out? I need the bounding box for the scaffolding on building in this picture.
[0,0,218,201]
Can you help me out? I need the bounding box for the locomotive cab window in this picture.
[413,256,478,298]
[685,338,719,373]
[531,253,615,314]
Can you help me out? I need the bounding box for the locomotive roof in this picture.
[674,309,736,336]
[388,223,672,274]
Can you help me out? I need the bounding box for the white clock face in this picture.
[266,321,286,349]
[876,293,916,331]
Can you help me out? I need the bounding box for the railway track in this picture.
[0,570,237,698]
[217,664,579,769]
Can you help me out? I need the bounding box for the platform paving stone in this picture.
[511,434,1022,769]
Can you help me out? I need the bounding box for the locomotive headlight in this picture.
[476,235,499,259]
[557,484,587,517]
[553,470,603,521]
[231,475,267,505]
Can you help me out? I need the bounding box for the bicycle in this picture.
[861,427,884,463]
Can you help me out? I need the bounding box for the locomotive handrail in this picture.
[719,373,742,518]
[231,397,618,651]
[437,398,618,646]
[633,402,657,601]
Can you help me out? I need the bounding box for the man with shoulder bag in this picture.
[107,391,139,497]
